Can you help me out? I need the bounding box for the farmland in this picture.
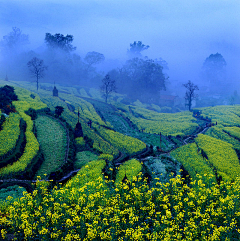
[34,115,68,179]
[0,80,240,240]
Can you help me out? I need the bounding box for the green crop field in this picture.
[34,115,68,179]
[75,151,98,169]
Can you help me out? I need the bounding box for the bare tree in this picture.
[183,80,199,111]
[100,74,116,103]
[27,57,47,90]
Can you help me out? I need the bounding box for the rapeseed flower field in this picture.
[0,171,239,240]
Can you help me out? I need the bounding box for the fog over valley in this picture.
[1,0,240,107]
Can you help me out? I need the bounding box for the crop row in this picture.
[96,125,146,155]
[205,125,239,148]
[224,126,240,140]
[14,87,47,111]
[129,105,195,121]
[88,88,103,100]
[0,112,39,177]
[171,143,216,185]
[75,151,98,169]
[40,96,119,156]
[115,159,142,184]
[64,159,107,193]
[59,93,106,126]
[198,105,240,126]
[120,105,198,136]
[78,88,89,97]
[34,115,68,179]
[0,113,21,157]
[0,88,47,177]
[195,134,240,181]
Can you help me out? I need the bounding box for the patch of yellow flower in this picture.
[0,113,21,157]
[171,143,216,184]
[196,134,240,181]
[0,171,239,240]
[122,105,198,136]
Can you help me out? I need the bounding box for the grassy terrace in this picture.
[34,115,68,179]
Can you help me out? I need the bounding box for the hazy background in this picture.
[0,0,239,105]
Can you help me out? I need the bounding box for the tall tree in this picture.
[100,74,116,103]
[27,57,47,90]
[183,80,199,111]
[202,53,226,91]
[0,28,30,80]
[115,57,167,103]
[84,51,105,68]
[45,33,76,52]
[127,41,149,58]
[0,27,29,52]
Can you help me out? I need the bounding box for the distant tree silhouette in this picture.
[127,41,149,58]
[112,57,167,103]
[183,80,199,111]
[84,51,105,68]
[45,33,76,52]
[27,57,47,91]
[0,27,29,51]
[202,53,226,92]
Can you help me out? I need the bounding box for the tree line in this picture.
[0,27,227,110]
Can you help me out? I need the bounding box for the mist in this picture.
[0,0,240,107]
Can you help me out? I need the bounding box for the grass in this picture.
[34,115,67,179]
[75,151,98,169]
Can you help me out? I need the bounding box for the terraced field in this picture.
[0,81,240,240]
[115,159,142,184]
[0,86,47,178]
[199,105,240,126]
[171,143,216,184]
[0,113,21,158]
[120,105,199,136]
[84,98,175,151]
[195,134,240,181]
[75,151,98,169]
[34,115,68,179]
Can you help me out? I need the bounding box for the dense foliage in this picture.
[110,57,167,103]
[0,85,18,114]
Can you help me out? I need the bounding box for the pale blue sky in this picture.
[1,0,239,82]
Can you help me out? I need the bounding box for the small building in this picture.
[53,86,58,97]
